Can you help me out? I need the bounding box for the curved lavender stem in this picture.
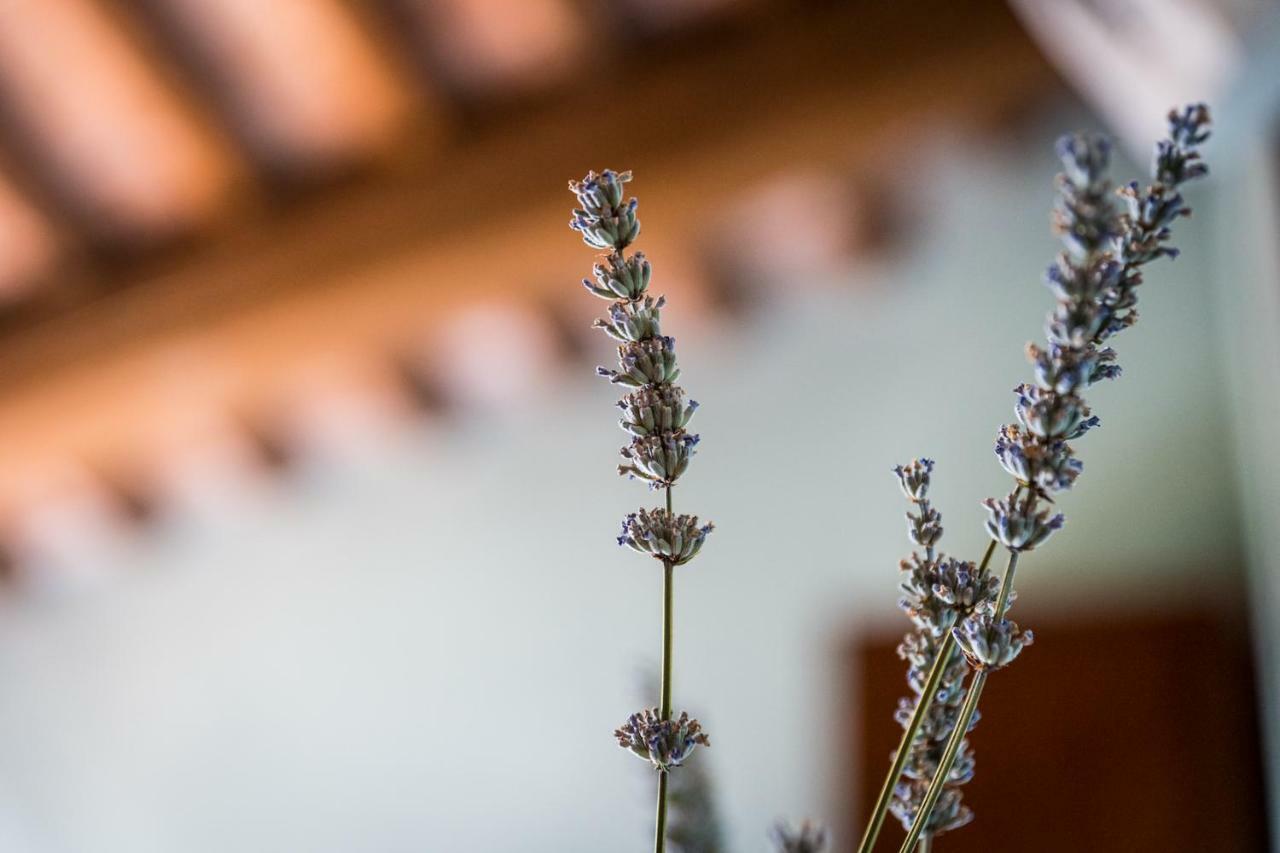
[899,104,1211,843]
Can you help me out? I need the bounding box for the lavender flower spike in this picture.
[880,460,993,842]
[570,169,714,853]
[889,106,1212,852]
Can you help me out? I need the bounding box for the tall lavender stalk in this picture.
[854,106,1210,853]
[893,106,1211,851]
[569,170,714,853]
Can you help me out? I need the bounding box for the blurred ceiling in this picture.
[0,0,1060,575]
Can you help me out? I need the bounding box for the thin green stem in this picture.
[857,490,1020,853]
[917,833,933,853]
[655,485,675,853]
[660,560,674,719]
[654,770,669,853]
[899,671,988,853]
[994,551,1019,619]
[976,538,998,576]
[898,548,1019,853]
[856,497,1019,853]
[856,634,957,853]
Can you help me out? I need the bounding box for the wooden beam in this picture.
[0,0,1057,499]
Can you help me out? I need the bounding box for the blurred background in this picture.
[0,0,1273,851]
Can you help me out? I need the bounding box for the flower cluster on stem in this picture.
[887,460,998,839]
[570,169,713,853]
[893,106,1211,850]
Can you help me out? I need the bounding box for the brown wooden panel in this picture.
[388,0,586,97]
[0,0,233,241]
[852,606,1270,852]
[136,0,415,173]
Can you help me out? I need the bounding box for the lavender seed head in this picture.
[893,458,935,502]
[993,424,1082,494]
[583,251,653,301]
[569,170,640,251]
[618,432,700,488]
[982,491,1064,552]
[906,504,943,549]
[617,385,697,437]
[1013,384,1096,441]
[617,508,714,565]
[595,295,667,343]
[614,709,709,772]
[899,555,998,637]
[891,782,974,837]
[598,336,680,388]
[954,613,1035,671]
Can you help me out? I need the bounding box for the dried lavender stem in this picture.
[571,168,715,853]
[899,670,988,853]
[655,770,669,853]
[655,484,675,853]
[858,525,1009,853]
[993,551,1019,618]
[857,634,957,853]
[917,834,933,853]
[899,550,1018,852]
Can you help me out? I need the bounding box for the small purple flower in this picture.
[1013,384,1095,441]
[993,424,1082,494]
[954,613,1034,671]
[569,170,640,251]
[617,508,714,565]
[614,709,709,772]
[893,458,934,502]
[982,492,1064,552]
[618,431,699,487]
[617,385,697,437]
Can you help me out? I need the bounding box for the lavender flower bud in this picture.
[891,782,973,836]
[594,295,666,342]
[619,432,699,487]
[1026,342,1120,395]
[598,337,680,388]
[1052,132,1115,260]
[906,504,943,549]
[993,424,1082,493]
[893,458,934,502]
[931,559,999,614]
[569,170,641,251]
[614,709,709,772]
[617,386,697,437]
[1056,132,1111,192]
[895,691,979,742]
[1157,103,1211,182]
[770,820,829,853]
[899,556,997,637]
[618,508,714,565]
[982,492,1064,551]
[954,613,1034,671]
[583,252,652,301]
[896,633,971,701]
[1013,384,1096,440]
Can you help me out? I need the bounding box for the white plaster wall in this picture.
[0,111,1244,853]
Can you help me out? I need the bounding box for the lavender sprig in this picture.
[570,169,713,853]
[888,462,996,842]
[896,105,1211,852]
